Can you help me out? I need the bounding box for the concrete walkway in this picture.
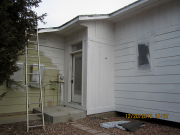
[70,121,109,135]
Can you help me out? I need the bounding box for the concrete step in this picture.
[33,106,87,123]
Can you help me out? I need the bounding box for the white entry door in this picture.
[72,53,82,103]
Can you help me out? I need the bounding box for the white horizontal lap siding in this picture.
[114,0,180,123]
[87,20,114,115]
[38,34,65,72]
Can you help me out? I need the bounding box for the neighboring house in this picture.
[0,0,180,123]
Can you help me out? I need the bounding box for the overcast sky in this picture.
[34,0,137,28]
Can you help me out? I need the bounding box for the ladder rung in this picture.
[27,82,40,84]
[29,125,43,128]
[28,41,37,43]
[28,56,38,58]
[27,48,37,50]
[27,73,40,75]
[29,34,37,36]
[28,92,41,94]
[29,103,42,105]
[26,64,40,66]
[28,113,42,116]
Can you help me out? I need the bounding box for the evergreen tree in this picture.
[0,0,46,99]
[0,0,46,84]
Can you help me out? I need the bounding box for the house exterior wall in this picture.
[114,0,180,122]
[0,33,64,115]
[38,33,65,72]
[63,28,88,110]
[38,33,65,104]
[81,20,115,115]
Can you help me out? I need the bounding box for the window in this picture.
[135,38,154,76]
[72,43,82,52]
[138,44,150,71]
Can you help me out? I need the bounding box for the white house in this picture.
[36,0,180,123]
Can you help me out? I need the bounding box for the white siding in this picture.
[38,33,65,72]
[38,33,65,105]
[114,0,180,123]
[85,20,114,115]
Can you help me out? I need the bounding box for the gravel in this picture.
[78,116,180,135]
[0,116,180,135]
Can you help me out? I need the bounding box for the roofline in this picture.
[38,14,109,33]
[38,16,79,33]
[38,0,149,33]
[109,0,148,17]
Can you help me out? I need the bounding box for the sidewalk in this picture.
[70,121,109,135]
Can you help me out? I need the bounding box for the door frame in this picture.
[63,39,87,110]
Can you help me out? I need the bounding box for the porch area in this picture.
[34,106,87,123]
[0,106,87,124]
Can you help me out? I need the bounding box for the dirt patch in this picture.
[0,116,180,135]
[77,116,180,135]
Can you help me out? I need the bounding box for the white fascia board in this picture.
[57,17,79,31]
[79,15,109,20]
[38,17,79,34]
[38,15,110,34]
[110,0,149,17]
[38,28,60,33]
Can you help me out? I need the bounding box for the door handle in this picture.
[71,79,73,83]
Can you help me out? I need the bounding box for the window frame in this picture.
[70,42,83,55]
[135,39,155,76]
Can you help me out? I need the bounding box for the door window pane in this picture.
[74,55,82,95]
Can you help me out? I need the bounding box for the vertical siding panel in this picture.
[104,21,114,41]
[98,44,103,110]
[121,20,126,40]
[88,41,96,109]
[88,21,96,38]
[123,19,130,38]
[137,12,148,35]
[103,45,109,107]
[171,0,180,25]
[129,16,137,37]
[148,7,159,32]
[114,22,123,41]
[87,19,114,114]
[159,3,172,28]
[96,21,104,39]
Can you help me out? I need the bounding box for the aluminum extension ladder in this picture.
[25,26,45,132]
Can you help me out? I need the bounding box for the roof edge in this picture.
[38,0,150,33]
[38,16,80,33]
[110,0,149,17]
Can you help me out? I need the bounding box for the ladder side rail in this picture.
[25,30,29,132]
[36,27,45,130]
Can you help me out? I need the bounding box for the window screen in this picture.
[73,43,82,52]
[138,44,150,70]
